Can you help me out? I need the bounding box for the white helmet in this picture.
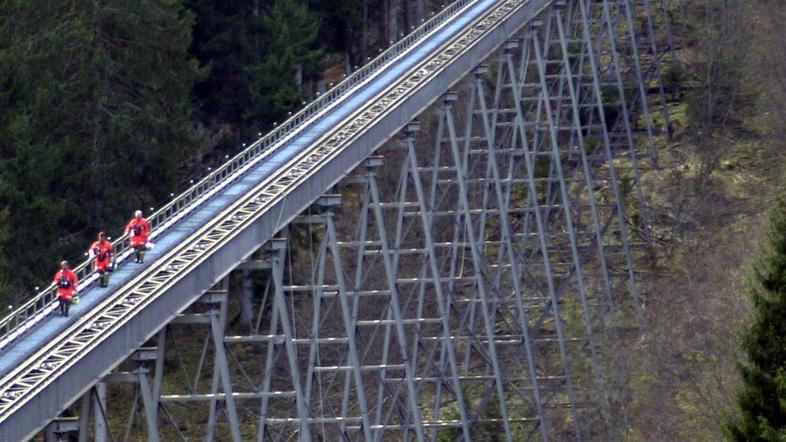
[135,210,143,217]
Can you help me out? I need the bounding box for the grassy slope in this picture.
[627,96,785,439]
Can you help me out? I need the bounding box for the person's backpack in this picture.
[57,273,72,289]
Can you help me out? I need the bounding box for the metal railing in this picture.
[0,0,476,349]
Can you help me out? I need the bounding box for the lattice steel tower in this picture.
[29,0,675,440]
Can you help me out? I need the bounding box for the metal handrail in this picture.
[0,0,474,348]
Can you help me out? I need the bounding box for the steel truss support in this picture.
[70,355,160,442]
[51,0,673,440]
[535,0,643,324]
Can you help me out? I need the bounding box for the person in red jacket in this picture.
[88,231,114,287]
[125,210,150,263]
[53,260,78,317]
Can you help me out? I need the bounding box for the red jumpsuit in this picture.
[89,239,114,272]
[125,217,150,247]
[53,268,78,301]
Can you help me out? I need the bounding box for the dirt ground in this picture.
[625,112,786,440]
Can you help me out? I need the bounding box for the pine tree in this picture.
[186,1,261,130]
[309,0,363,55]
[247,0,322,125]
[725,195,786,440]
[187,0,322,141]
[0,0,204,306]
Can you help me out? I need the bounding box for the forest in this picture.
[1,0,786,439]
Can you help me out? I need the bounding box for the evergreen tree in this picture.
[248,0,322,125]
[187,0,321,141]
[309,0,362,54]
[0,0,203,305]
[185,1,261,129]
[725,195,786,440]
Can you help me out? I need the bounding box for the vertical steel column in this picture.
[405,118,472,440]
[256,258,283,441]
[94,382,107,442]
[207,292,242,442]
[151,327,166,432]
[269,239,312,442]
[552,1,621,346]
[472,65,550,441]
[531,15,612,435]
[349,169,388,438]
[597,0,653,246]
[366,161,426,441]
[641,0,673,140]
[618,0,657,161]
[401,123,461,442]
[577,0,643,321]
[443,93,513,442]
[504,39,583,440]
[303,221,329,411]
[325,209,374,441]
[78,392,90,442]
[340,177,385,439]
[137,370,160,442]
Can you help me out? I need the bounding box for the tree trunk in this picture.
[388,0,399,44]
[361,0,369,56]
[416,0,426,25]
[294,64,303,86]
[403,0,411,33]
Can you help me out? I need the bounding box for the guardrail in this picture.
[0,0,475,350]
